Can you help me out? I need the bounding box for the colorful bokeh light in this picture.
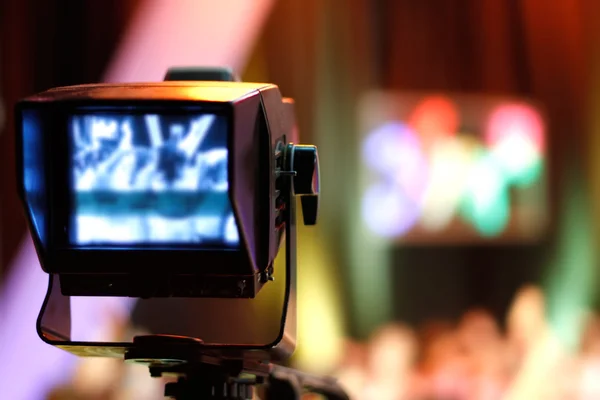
[486,103,545,188]
[360,95,546,241]
[408,95,460,151]
[461,152,510,236]
[420,136,479,231]
[486,103,545,151]
[362,182,420,237]
[362,122,429,203]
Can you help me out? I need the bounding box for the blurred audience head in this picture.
[507,285,546,353]
[581,313,600,356]
[367,323,417,381]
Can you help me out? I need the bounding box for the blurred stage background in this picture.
[3,0,600,399]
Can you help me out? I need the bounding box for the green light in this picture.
[490,132,544,188]
[510,157,543,188]
[460,152,510,236]
[544,167,596,351]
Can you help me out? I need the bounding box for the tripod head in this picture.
[15,67,347,399]
[124,335,348,399]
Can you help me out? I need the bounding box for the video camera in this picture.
[15,68,347,399]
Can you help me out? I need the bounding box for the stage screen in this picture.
[358,92,549,244]
[69,111,239,247]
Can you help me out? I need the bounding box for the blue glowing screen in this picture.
[69,111,239,247]
[22,110,48,248]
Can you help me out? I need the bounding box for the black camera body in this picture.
[17,81,307,299]
[14,69,343,400]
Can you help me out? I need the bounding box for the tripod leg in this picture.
[263,376,301,400]
[267,366,350,400]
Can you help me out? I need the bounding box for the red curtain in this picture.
[251,0,600,333]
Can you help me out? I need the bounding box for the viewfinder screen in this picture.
[69,111,239,247]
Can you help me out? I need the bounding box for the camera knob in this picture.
[293,145,320,225]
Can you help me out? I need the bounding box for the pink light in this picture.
[485,103,545,152]
[485,103,545,186]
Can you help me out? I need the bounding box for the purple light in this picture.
[0,238,76,400]
[362,122,428,204]
[362,182,419,238]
